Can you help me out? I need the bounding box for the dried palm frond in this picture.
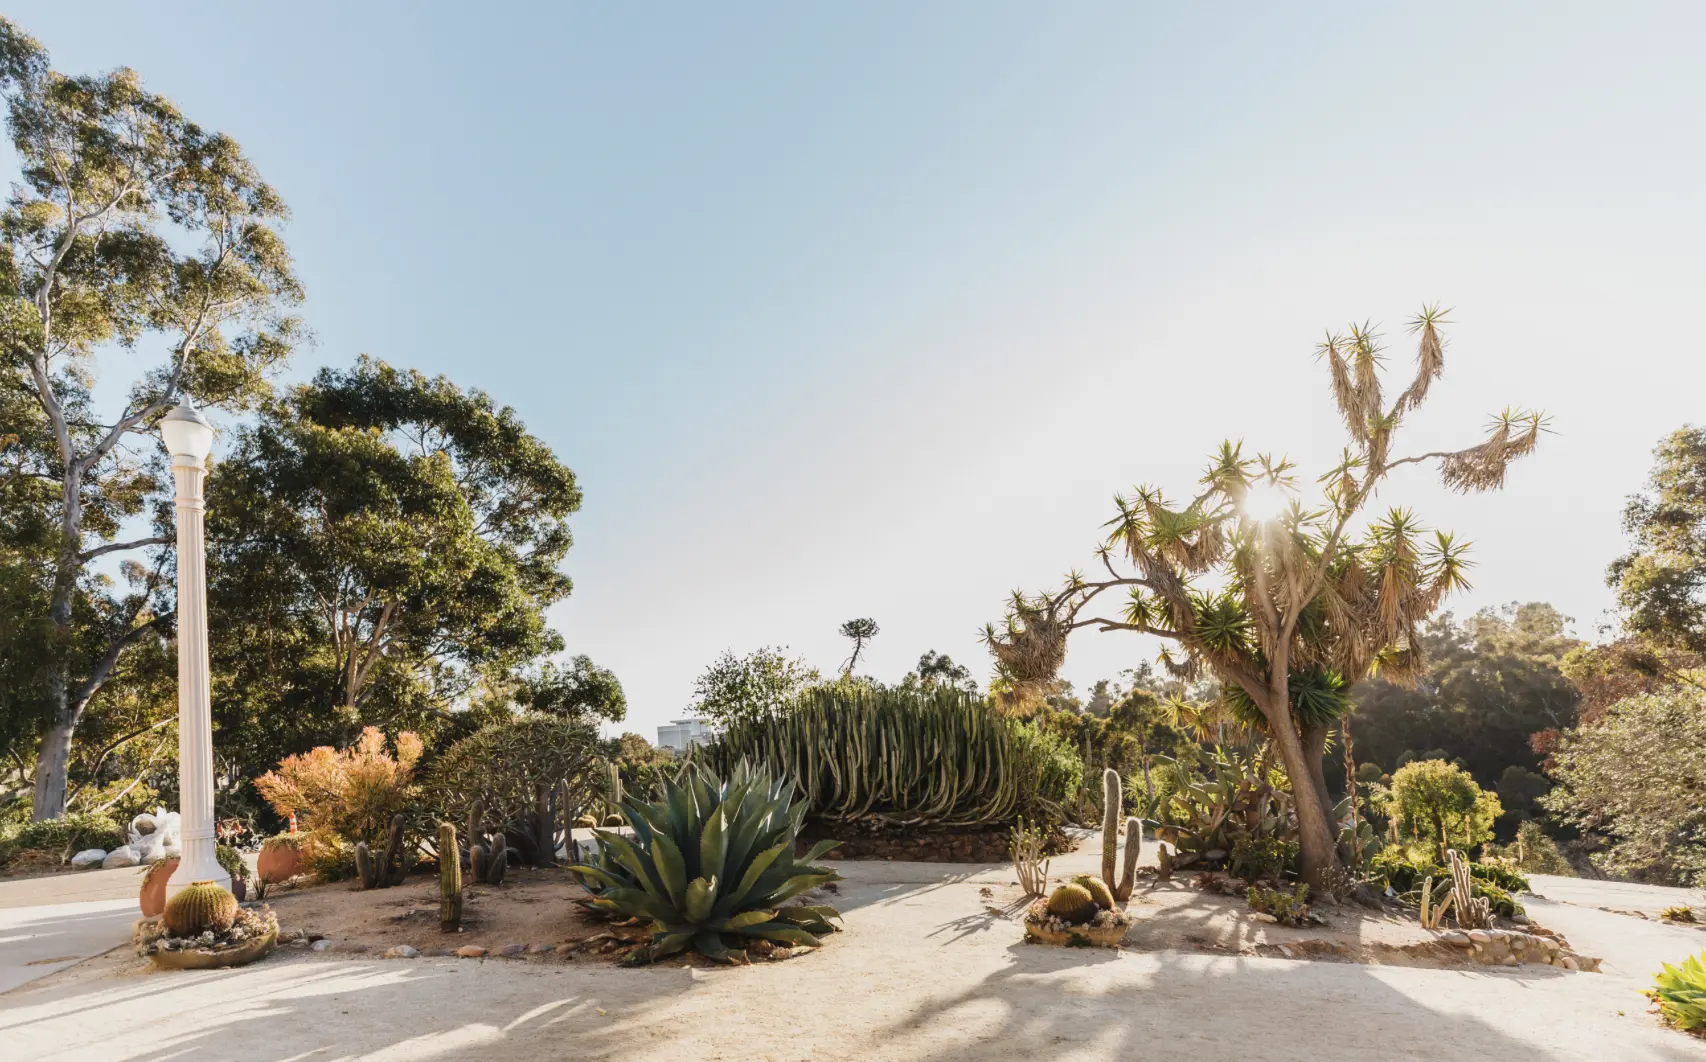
[1316,332,1365,442]
[1439,408,1548,492]
[1393,304,1449,413]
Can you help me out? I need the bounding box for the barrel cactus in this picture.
[1045,882,1098,924]
[163,880,239,936]
[1072,873,1115,911]
[568,761,842,964]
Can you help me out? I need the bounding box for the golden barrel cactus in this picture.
[163,880,239,936]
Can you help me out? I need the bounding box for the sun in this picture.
[1241,482,1292,523]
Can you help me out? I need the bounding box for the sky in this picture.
[12,2,1706,740]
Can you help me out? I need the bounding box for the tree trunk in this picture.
[1302,725,1335,833]
[1262,704,1340,890]
[31,709,75,821]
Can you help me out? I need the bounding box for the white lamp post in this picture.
[160,398,230,896]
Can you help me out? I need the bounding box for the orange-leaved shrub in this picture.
[255,727,423,848]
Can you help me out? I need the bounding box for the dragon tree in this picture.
[984,308,1545,890]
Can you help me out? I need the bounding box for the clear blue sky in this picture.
[15,3,1706,738]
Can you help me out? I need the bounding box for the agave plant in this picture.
[1647,951,1706,1031]
[568,761,842,963]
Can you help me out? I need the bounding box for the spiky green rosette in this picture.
[567,761,842,964]
[1072,874,1115,911]
[163,880,239,936]
[1046,882,1098,924]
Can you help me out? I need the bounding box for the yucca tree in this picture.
[984,309,1545,889]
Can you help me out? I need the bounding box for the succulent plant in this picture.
[1101,769,1120,892]
[163,880,239,936]
[439,822,462,931]
[1647,951,1706,1031]
[568,761,842,964]
[1046,882,1098,923]
[1072,874,1115,911]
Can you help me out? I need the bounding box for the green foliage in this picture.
[1543,690,1706,885]
[1151,743,1289,863]
[1247,883,1311,926]
[1473,882,1524,918]
[1648,952,1706,1032]
[518,656,626,723]
[1231,837,1298,882]
[1370,848,1528,914]
[1384,759,1501,860]
[1611,428,1706,657]
[1467,861,1531,894]
[688,646,821,728]
[0,16,304,816]
[568,761,842,964]
[898,650,979,694]
[215,845,246,886]
[838,618,879,674]
[1350,604,1581,789]
[206,357,581,782]
[424,714,601,846]
[702,687,1081,828]
[1499,820,1575,876]
[3,811,124,853]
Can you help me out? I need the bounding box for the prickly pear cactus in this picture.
[163,880,239,936]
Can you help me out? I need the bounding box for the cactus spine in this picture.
[439,822,463,931]
[1101,769,1120,894]
[163,880,239,936]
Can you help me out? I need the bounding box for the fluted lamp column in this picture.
[160,398,230,897]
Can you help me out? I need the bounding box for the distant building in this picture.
[657,718,715,753]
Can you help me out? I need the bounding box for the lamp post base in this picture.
[165,836,231,899]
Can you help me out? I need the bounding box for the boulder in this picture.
[455,945,488,958]
[102,846,139,869]
[70,848,107,868]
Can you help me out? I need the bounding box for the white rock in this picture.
[312,939,336,952]
[70,848,108,868]
[102,846,139,869]
[384,945,419,959]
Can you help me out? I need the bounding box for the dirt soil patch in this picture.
[261,864,634,958]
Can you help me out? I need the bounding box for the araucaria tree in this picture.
[838,618,879,675]
[0,20,302,819]
[985,309,1544,888]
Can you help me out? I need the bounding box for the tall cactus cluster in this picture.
[1448,849,1492,929]
[465,799,508,886]
[1100,769,1141,903]
[355,813,409,890]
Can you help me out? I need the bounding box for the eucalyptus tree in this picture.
[205,358,581,768]
[0,20,303,818]
[984,309,1544,888]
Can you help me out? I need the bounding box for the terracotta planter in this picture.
[148,929,276,971]
[139,858,179,918]
[257,840,304,884]
[1024,918,1128,948]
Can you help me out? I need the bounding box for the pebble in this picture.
[455,945,487,958]
[383,945,419,959]
[527,943,553,955]
[500,943,527,957]
[311,939,336,952]
[554,943,577,957]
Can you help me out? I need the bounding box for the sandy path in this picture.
[4,855,1705,1061]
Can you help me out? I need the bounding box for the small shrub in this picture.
[216,845,246,885]
[7,812,126,854]
[1474,882,1525,918]
[1661,904,1698,923]
[1231,837,1298,881]
[1647,952,1706,1032]
[1247,883,1311,926]
[1468,862,1531,894]
[254,727,422,848]
[298,828,356,882]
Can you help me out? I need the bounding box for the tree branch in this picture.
[80,535,172,562]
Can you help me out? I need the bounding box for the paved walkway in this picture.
[0,868,140,995]
[2,855,1704,1060]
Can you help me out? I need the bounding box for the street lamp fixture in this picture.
[160,397,230,896]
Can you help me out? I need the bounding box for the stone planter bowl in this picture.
[1024,919,1127,948]
[148,929,276,971]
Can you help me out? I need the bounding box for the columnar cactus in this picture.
[377,813,407,886]
[354,841,375,889]
[163,880,239,936]
[1115,816,1141,902]
[1101,768,1121,893]
[439,822,462,931]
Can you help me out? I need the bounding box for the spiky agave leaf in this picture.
[567,760,842,964]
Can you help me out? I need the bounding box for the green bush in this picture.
[1372,849,1527,915]
[424,714,603,839]
[1468,861,1531,894]
[1475,882,1525,918]
[5,812,126,854]
[1231,837,1298,881]
[216,845,246,884]
[1247,883,1311,926]
[702,687,1082,827]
